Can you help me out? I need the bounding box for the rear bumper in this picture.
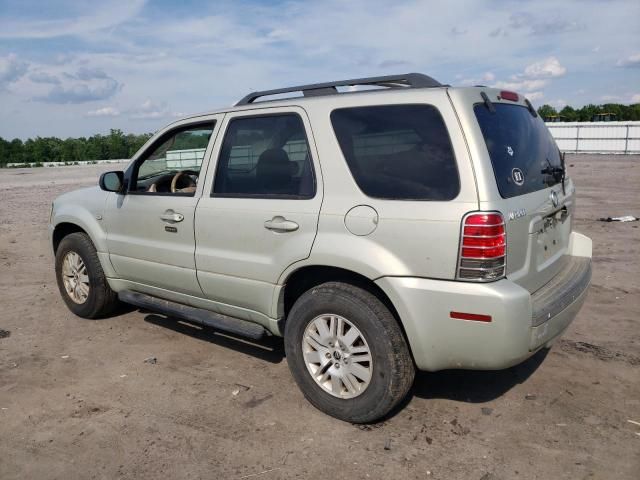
[376,232,592,371]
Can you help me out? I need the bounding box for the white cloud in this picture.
[493,79,549,92]
[616,53,640,68]
[36,67,121,103]
[0,54,29,88]
[130,99,170,120]
[491,56,566,98]
[550,99,567,108]
[460,71,495,86]
[1,0,639,139]
[522,57,567,78]
[0,0,146,39]
[86,106,120,117]
[600,95,621,102]
[630,94,640,103]
[29,71,61,84]
[508,12,584,36]
[526,91,544,101]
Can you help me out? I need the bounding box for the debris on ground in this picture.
[525,394,537,400]
[383,438,392,450]
[355,422,386,431]
[561,339,640,366]
[481,407,494,416]
[238,467,281,479]
[450,418,470,436]
[143,357,157,364]
[598,215,638,222]
[232,384,250,396]
[0,329,10,339]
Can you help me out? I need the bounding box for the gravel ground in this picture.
[0,156,639,480]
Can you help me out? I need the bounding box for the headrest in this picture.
[256,148,294,190]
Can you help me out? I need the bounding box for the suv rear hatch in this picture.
[450,88,573,293]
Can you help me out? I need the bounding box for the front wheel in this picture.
[284,282,415,423]
[55,232,119,318]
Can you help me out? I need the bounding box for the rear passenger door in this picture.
[195,107,322,319]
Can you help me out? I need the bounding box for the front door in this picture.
[104,118,221,296]
[195,108,322,319]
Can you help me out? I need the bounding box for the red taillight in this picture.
[457,212,506,282]
[500,90,519,102]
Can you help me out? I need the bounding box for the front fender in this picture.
[51,187,115,276]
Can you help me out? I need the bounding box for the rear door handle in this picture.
[264,216,299,232]
[160,210,184,223]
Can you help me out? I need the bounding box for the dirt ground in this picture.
[1,156,639,480]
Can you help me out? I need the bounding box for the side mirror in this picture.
[99,171,125,193]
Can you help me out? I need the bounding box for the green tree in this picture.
[559,106,578,122]
[537,104,557,120]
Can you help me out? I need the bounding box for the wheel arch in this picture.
[52,222,87,253]
[278,265,414,361]
[51,217,117,278]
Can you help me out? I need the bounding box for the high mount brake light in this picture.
[457,213,506,282]
[500,91,519,102]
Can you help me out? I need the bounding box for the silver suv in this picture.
[50,73,592,422]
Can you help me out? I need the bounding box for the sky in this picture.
[0,0,639,140]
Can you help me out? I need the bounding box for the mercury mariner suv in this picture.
[50,73,592,422]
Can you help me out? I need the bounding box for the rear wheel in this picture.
[55,232,119,318]
[284,281,415,423]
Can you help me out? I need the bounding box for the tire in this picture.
[55,232,119,319]
[284,281,415,423]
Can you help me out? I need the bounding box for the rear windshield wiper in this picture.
[541,158,564,186]
[480,91,495,113]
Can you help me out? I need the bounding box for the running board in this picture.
[118,290,268,340]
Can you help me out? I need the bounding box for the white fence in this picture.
[546,121,640,154]
[5,159,129,168]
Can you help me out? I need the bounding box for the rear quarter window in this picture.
[330,104,460,200]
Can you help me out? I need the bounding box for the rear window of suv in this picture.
[474,103,562,198]
[331,104,459,200]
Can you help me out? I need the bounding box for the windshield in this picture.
[474,103,561,198]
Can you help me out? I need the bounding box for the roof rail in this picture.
[235,72,443,106]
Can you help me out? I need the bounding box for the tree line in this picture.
[537,102,640,122]
[2,102,640,166]
[0,129,152,167]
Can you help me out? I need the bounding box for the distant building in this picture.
[544,114,567,123]
[591,112,617,122]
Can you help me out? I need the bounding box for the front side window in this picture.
[132,123,214,195]
[330,104,459,200]
[213,114,315,198]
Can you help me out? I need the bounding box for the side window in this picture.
[213,114,315,198]
[330,105,460,200]
[132,123,214,195]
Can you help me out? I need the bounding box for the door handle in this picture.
[160,210,184,223]
[264,216,299,232]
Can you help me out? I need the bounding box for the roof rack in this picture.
[235,72,443,106]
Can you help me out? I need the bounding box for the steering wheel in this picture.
[170,171,197,193]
